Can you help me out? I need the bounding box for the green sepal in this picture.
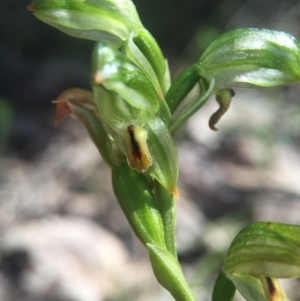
[198,28,300,88]
[69,103,121,167]
[28,0,142,46]
[112,164,166,248]
[92,41,159,114]
[169,77,215,132]
[212,270,236,301]
[122,34,172,125]
[223,221,300,278]
[123,32,162,97]
[134,28,171,95]
[144,116,179,197]
[147,243,197,301]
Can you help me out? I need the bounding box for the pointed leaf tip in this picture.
[52,88,96,123]
[52,99,72,123]
[171,187,179,199]
[27,3,35,11]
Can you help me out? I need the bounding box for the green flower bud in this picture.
[197,28,300,88]
[28,0,143,46]
[116,116,178,196]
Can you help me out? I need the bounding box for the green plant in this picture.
[28,1,300,301]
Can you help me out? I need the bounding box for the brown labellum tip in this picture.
[52,99,71,123]
[27,3,35,11]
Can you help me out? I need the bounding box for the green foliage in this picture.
[197,28,300,88]
[29,1,300,301]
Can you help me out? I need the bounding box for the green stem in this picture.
[155,181,177,258]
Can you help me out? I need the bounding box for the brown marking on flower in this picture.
[127,124,142,160]
[123,124,152,173]
[261,277,287,301]
[266,277,276,297]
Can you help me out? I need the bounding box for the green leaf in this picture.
[223,221,300,278]
[197,28,300,88]
[212,270,236,301]
[28,0,142,46]
[112,164,166,248]
[147,244,197,301]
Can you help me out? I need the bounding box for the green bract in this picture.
[112,164,166,248]
[223,222,300,278]
[214,222,300,301]
[147,244,196,301]
[28,0,142,46]
[197,28,300,87]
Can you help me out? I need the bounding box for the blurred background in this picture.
[1,0,300,300]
